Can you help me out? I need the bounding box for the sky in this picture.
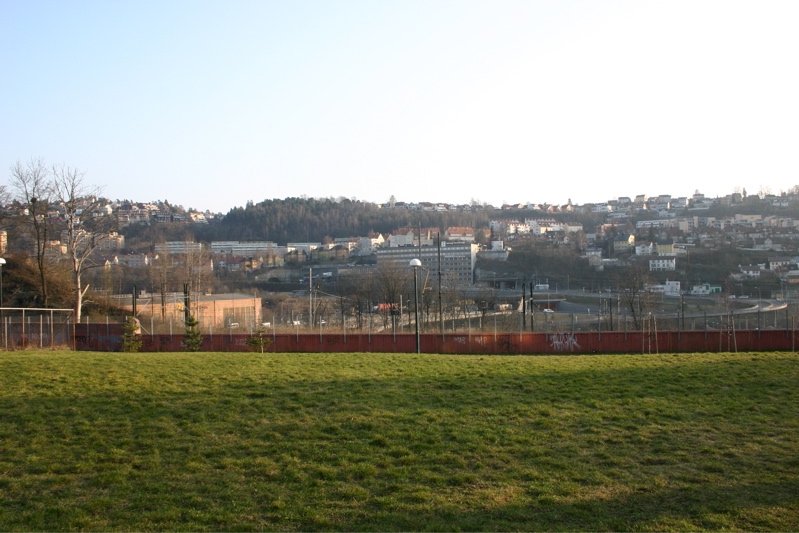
[2,0,798,213]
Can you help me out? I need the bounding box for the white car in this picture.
[543,309,555,313]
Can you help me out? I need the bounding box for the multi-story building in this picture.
[649,257,676,271]
[375,242,479,285]
[209,241,278,256]
[96,232,126,251]
[115,253,156,268]
[154,241,204,254]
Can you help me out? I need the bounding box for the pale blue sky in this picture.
[2,0,798,212]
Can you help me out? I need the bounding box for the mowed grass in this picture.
[0,351,797,532]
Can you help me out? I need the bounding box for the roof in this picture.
[197,293,260,302]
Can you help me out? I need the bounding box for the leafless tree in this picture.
[9,159,55,307]
[473,286,501,326]
[149,247,175,320]
[373,262,411,330]
[180,238,213,297]
[337,272,375,330]
[614,262,652,329]
[0,184,11,231]
[51,163,117,322]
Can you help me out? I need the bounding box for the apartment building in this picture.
[209,241,278,256]
[375,242,479,285]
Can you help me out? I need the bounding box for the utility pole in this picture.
[183,283,190,323]
[437,236,444,339]
[681,293,685,330]
[608,296,613,330]
[522,282,526,329]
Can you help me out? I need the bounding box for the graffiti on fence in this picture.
[498,337,518,354]
[95,335,121,348]
[550,332,581,352]
[453,336,467,344]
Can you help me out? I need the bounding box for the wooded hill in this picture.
[122,198,496,249]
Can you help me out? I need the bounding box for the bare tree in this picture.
[149,247,175,320]
[373,262,411,330]
[181,238,213,297]
[614,262,652,329]
[337,272,375,330]
[51,163,117,322]
[0,184,11,231]
[10,159,55,307]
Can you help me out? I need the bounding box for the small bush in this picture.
[121,317,142,353]
[244,327,273,353]
[182,315,203,352]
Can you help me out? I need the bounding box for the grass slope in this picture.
[0,351,797,531]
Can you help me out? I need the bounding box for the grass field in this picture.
[0,350,797,531]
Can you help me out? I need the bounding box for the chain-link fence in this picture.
[1,308,74,349]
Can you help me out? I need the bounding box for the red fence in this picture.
[75,324,798,354]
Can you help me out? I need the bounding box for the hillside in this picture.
[121,198,495,247]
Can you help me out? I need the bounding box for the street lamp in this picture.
[410,258,421,353]
[0,257,5,308]
[0,258,5,346]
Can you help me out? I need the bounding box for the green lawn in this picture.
[1,351,797,531]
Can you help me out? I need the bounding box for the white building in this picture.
[209,241,278,256]
[356,234,385,255]
[155,241,205,254]
[648,280,681,296]
[649,257,676,271]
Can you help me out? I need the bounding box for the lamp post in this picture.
[0,258,5,308]
[410,258,421,353]
[0,257,5,346]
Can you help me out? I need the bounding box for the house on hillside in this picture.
[446,227,475,243]
[739,265,761,279]
[649,257,676,271]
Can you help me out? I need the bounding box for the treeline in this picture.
[124,198,495,247]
